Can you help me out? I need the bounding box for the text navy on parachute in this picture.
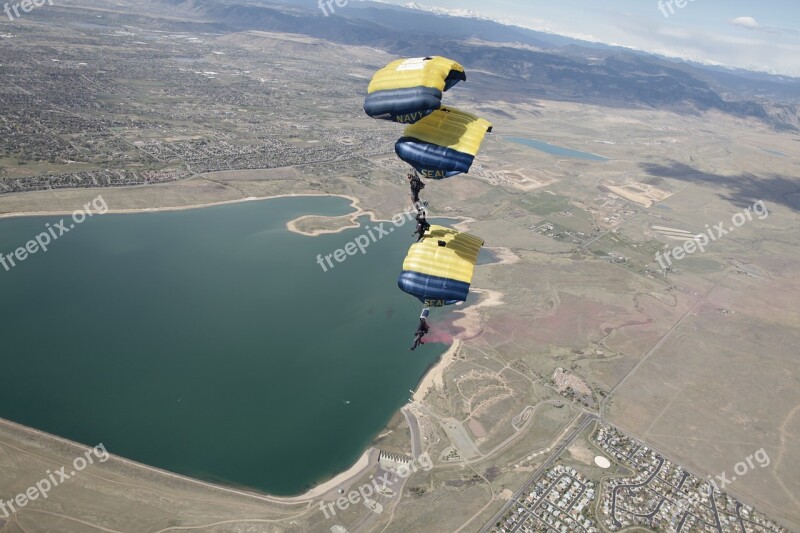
[395,107,492,180]
[363,56,466,124]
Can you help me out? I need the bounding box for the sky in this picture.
[381,0,800,76]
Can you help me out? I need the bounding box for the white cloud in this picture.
[617,16,800,76]
[730,16,760,30]
[374,1,800,76]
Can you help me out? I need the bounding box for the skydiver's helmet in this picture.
[420,308,430,320]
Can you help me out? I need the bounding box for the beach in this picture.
[412,288,505,403]
[0,417,375,504]
[0,193,361,223]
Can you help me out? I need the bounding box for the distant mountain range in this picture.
[157,0,800,130]
[386,1,491,22]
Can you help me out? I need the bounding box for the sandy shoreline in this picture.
[412,339,461,403]
[409,238,517,403]
[411,288,505,403]
[487,246,521,265]
[0,191,417,240]
[0,193,359,224]
[0,417,375,504]
[0,194,265,220]
[284,194,388,237]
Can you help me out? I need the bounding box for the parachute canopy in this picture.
[398,225,484,307]
[395,107,493,179]
[363,56,466,124]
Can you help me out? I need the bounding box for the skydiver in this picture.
[412,211,431,242]
[410,316,430,351]
[408,172,425,206]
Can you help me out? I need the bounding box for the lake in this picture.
[0,196,451,495]
[505,136,610,161]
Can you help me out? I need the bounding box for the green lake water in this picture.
[0,196,450,495]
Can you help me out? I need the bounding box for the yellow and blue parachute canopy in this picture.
[398,225,484,307]
[395,106,493,179]
[363,56,466,124]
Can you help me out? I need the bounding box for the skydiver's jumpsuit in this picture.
[413,213,431,242]
[410,319,430,351]
[409,174,425,205]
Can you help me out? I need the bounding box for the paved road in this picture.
[402,407,421,459]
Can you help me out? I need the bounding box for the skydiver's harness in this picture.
[416,308,431,336]
[413,216,431,240]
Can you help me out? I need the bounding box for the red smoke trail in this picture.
[422,318,466,345]
[423,329,453,344]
